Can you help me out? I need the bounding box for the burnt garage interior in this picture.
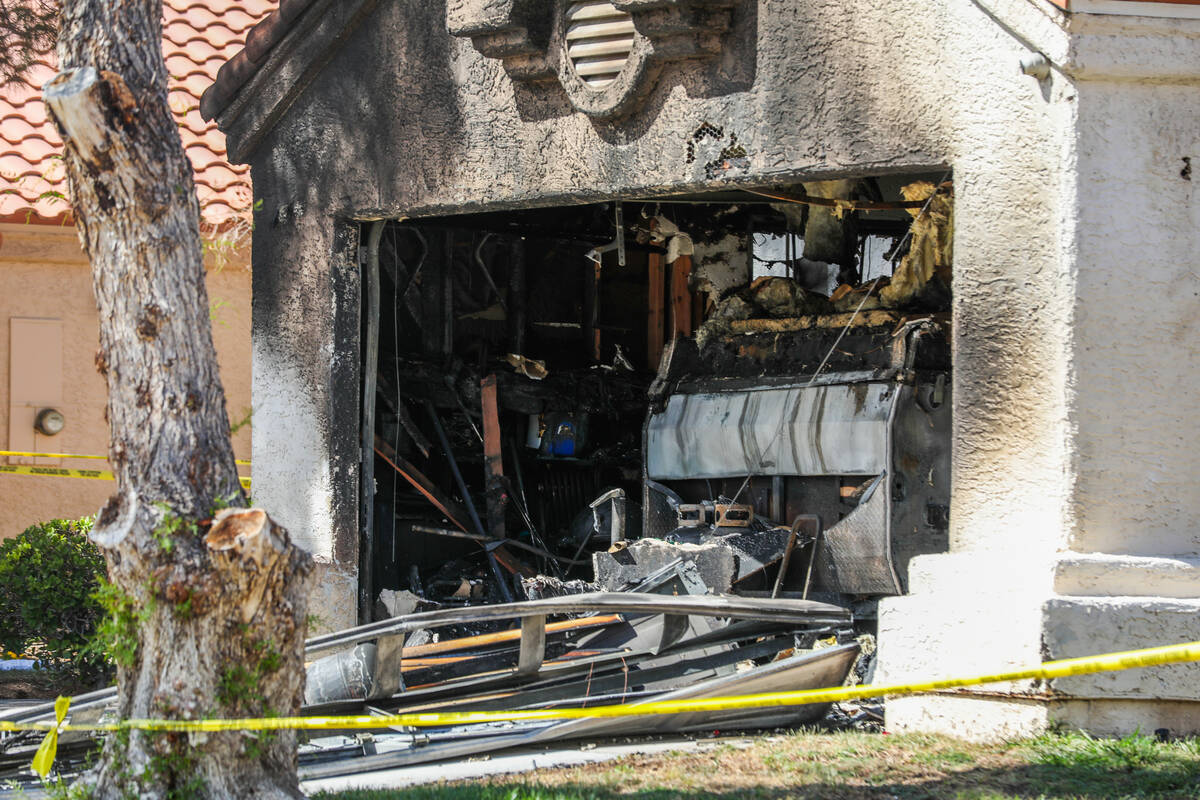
[358,171,953,628]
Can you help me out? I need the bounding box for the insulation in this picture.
[879,181,954,308]
[802,179,857,264]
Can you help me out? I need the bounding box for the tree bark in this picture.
[44,2,313,798]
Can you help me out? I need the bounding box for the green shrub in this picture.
[0,517,108,679]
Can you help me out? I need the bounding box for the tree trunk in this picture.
[44,2,313,798]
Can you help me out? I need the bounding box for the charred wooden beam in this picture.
[583,255,601,362]
[670,254,693,339]
[373,438,471,533]
[442,231,455,357]
[394,397,431,459]
[509,236,527,355]
[647,251,665,370]
[481,374,506,541]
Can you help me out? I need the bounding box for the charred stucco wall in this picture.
[235,0,1077,654]
[223,0,1200,729]
[232,0,1075,590]
[249,209,360,633]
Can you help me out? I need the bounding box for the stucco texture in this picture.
[0,224,252,539]
[1067,78,1200,557]
[219,0,1200,731]
[230,0,1076,576]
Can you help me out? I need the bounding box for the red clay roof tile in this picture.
[0,0,276,227]
[198,0,319,121]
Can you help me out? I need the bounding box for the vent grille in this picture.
[565,1,636,90]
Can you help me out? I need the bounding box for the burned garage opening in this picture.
[0,175,961,785]
[358,173,952,626]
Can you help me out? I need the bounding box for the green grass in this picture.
[321,791,601,800]
[1019,730,1200,797]
[314,729,1200,800]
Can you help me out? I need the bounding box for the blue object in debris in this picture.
[549,421,577,456]
[539,413,588,458]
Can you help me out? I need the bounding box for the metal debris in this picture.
[0,592,856,786]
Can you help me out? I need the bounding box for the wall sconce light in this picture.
[1020,53,1051,81]
[34,408,65,436]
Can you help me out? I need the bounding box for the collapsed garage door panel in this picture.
[646,383,894,480]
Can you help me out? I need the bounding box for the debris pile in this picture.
[295,590,859,779]
[0,591,859,786]
[0,178,962,788]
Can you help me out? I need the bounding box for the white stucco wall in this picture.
[251,341,359,633]
[1067,71,1200,557]
[881,4,1200,738]
[251,350,333,557]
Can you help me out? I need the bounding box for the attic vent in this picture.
[565,1,636,90]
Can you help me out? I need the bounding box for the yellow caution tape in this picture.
[0,451,251,466]
[10,640,1200,776]
[0,463,250,489]
[30,697,69,779]
[0,451,108,461]
[5,639,1200,742]
[0,464,114,480]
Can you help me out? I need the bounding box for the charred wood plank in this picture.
[670,254,693,339]
[394,398,431,459]
[508,236,527,354]
[647,251,665,370]
[583,255,601,362]
[373,444,472,533]
[481,374,507,540]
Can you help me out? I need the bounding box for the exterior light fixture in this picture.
[34,408,65,436]
[1020,53,1051,80]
